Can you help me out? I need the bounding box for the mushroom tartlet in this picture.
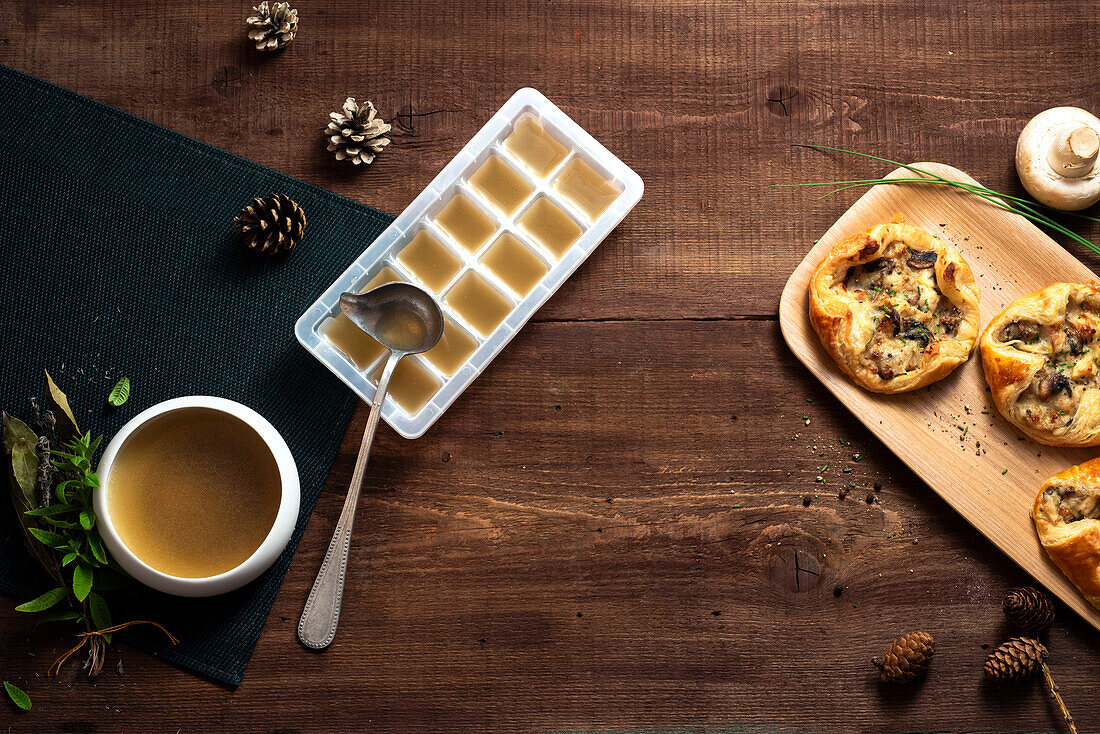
[1033,459,1100,610]
[808,216,980,393]
[981,282,1100,446]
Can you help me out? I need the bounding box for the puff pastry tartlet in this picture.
[808,217,981,393]
[1033,459,1100,610]
[981,282,1100,446]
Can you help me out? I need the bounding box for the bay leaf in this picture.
[3,413,39,509]
[4,434,64,586]
[10,443,37,509]
[2,411,38,454]
[44,370,79,443]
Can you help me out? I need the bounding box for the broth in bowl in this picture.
[105,407,281,578]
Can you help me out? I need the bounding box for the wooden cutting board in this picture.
[779,162,1100,632]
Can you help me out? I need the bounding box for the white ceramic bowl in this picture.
[93,396,299,597]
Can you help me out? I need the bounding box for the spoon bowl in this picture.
[339,283,444,356]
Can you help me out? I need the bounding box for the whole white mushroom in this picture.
[1016,106,1100,211]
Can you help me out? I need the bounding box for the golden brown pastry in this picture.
[808,216,981,393]
[981,282,1100,446]
[1033,459,1100,610]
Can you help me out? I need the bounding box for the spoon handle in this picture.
[298,352,401,649]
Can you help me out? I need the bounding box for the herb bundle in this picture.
[3,373,173,710]
[779,145,1100,256]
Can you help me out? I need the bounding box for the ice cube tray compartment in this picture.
[296,88,644,438]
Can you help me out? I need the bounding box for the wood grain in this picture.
[780,162,1100,632]
[6,320,1100,731]
[2,0,1100,732]
[3,1,1098,321]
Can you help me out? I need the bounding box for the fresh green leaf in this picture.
[87,591,113,642]
[93,565,131,591]
[72,564,92,602]
[24,503,78,516]
[33,609,83,628]
[79,508,95,530]
[85,472,100,488]
[107,377,130,407]
[88,592,111,632]
[44,370,79,441]
[14,586,68,613]
[61,552,78,567]
[87,532,108,565]
[3,412,40,508]
[28,527,67,549]
[4,681,30,711]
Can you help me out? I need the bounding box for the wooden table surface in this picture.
[3,1,1100,731]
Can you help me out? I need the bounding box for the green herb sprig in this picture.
[777,145,1100,256]
[16,430,126,646]
[4,374,175,686]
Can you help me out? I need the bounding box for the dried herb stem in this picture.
[48,620,178,676]
[1039,660,1078,734]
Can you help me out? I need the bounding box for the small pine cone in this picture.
[983,636,1047,682]
[246,2,298,51]
[326,98,392,166]
[234,193,306,255]
[872,631,935,683]
[1002,586,1055,635]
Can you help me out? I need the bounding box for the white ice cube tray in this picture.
[296,88,644,438]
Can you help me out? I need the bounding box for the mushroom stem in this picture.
[1047,125,1100,178]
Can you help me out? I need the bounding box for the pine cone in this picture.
[246,2,298,51]
[983,637,1048,682]
[1002,586,1055,635]
[326,98,392,166]
[234,194,306,255]
[872,631,935,683]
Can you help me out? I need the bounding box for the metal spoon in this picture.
[298,282,444,649]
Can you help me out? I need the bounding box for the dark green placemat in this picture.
[0,65,394,685]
